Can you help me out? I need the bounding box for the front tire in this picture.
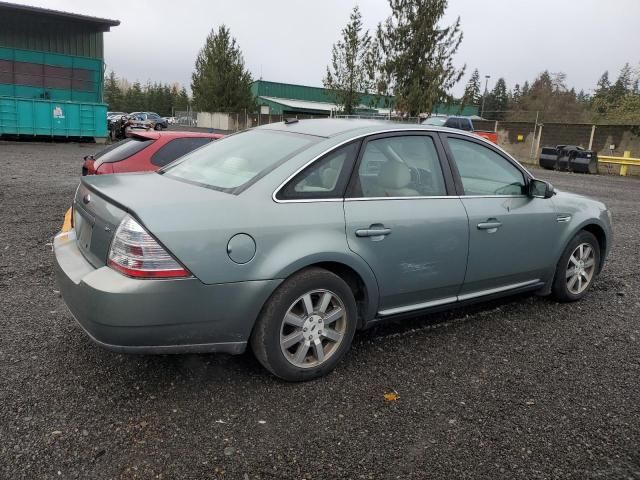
[250,268,357,381]
[552,231,600,302]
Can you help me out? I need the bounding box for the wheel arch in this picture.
[272,254,380,328]
[580,222,607,272]
[543,219,609,297]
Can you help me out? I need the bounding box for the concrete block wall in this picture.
[540,123,593,150]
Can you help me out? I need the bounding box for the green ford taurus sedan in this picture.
[54,119,612,381]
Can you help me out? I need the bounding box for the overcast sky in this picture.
[13,0,640,96]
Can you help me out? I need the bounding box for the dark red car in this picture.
[82,131,223,175]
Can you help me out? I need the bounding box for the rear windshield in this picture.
[95,138,154,163]
[161,129,317,192]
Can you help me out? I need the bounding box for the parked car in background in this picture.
[421,115,447,126]
[107,112,127,127]
[128,112,169,131]
[107,111,127,120]
[163,116,176,125]
[82,130,223,175]
[440,116,498,143]
[56,119,612,381]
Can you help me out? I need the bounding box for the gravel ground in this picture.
[1,141,639,480]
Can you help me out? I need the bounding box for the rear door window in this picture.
[151,137,213,167]
[351,134,447,198]
[95,138,154,163]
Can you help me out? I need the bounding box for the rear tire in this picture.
[552,231,600,302]
[250,268,357,382]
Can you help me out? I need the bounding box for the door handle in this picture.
[477,221,502,231]
[355,227,392,238]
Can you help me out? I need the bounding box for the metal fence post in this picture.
[534,123,543,160]
[529,111,539,162]
[588,125,596,150]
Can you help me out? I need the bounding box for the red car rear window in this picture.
[95,138,154,163]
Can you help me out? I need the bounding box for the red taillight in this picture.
[107,216,191,279]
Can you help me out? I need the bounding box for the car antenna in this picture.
[284,117,299,124]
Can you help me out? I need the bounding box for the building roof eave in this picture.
[0,1,120,30]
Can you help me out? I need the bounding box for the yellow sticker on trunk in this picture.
[61,207,72,233]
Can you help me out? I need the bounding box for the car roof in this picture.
[131,130,223,140]
[257,118,451,139]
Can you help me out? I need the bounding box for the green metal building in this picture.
[0,2,119,139]
[251,80,389,116]
[251,80,478,117]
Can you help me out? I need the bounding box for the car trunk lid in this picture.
[73,182,128,268]
[76,172,236,274]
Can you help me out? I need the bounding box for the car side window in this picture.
[151,137,213,167]
[351,135,447,198]
[277,141,360,200]
[447,137,526,196]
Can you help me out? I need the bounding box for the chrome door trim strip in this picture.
[378,296,458,317]
[457,279,541,301]
[376,280,541,317]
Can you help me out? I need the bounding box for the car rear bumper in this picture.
[53,230,281,354]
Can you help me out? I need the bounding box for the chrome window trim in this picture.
[273,198,344,204]
[459,194,528,199]
[345,195,454,201]
[274,194,530,204]
[272,127,521,204]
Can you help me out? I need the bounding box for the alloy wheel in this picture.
[279,289,347,368]
[566,243,596,295]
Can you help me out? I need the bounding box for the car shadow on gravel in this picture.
[57,290,562,386]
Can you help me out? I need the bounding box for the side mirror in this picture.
[529,179,555,198]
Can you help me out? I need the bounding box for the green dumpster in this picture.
[0,47,107,139]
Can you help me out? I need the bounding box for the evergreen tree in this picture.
[104,71,123,111]
[191,25,254,112]
[521,81,530,97]
[462,69,481,106]
[376,0,465,115]
[610,63,632,102]
[323,6,373,114]
[511,83,521,105]
[178,87,190,111]
[125,81,145,112]
[595,71,611,95]
[484,77,508,120]
[591,71,611,115]
[576,89,589,104]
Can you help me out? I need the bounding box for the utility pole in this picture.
[481,75,490,118]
